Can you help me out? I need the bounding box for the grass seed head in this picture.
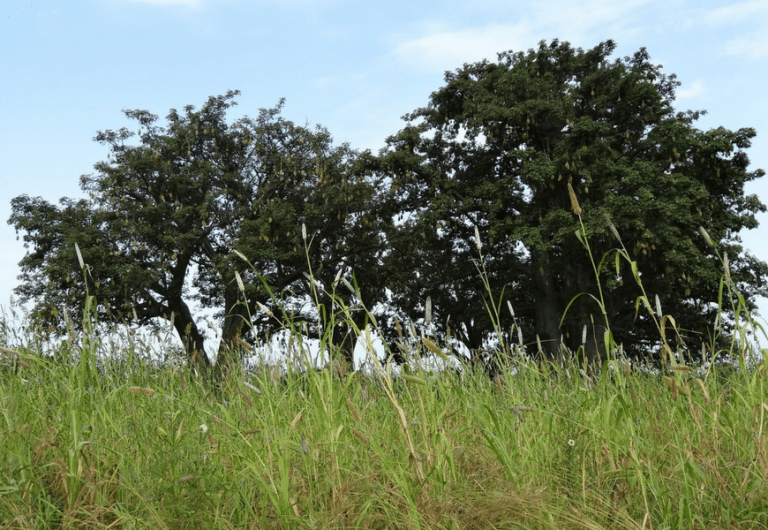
[74,242,85,269]
[234,270,245,292]
[567,182,582,215]
[699,226,716,249]
[341,277,356,294]
[604,214,622,243]
[723,251,734,287]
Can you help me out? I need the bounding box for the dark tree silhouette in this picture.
[9,91,391,372]
[377,40,767,365]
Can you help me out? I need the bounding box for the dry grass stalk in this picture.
[127,386,155,396]
[346,397,361,423]
[605,214,622,243]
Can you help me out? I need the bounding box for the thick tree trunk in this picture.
[164,253,211,371]
[216,281,251,372]
[530,248,563,359]
[170,298,211,370]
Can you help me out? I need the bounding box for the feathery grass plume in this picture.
[243,381,261,395]
[128,386,155,396]
[302,272,320,293]
[663,376,680,400]
[256,301,273,317]
[234,270,245,292]
[350,427,370,445]
[474,224,482,252]
[422,337,449,362]
[233,249,248,262]
[723,251,734,287]
[425,296,432,325]
[289,410,303,430]
[74,242,85,269]
[694,378,711,404]
[699,226,716,249]
[346,397,361,423]
[302,222,307,241]
[604,214,622,243]
[341,277,355,294]
[655,294,662,318]
[567,182,582,215]
[507,301,515,318]
[402,374,427,386]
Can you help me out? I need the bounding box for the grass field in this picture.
[1,316,766,529]
[1,218,767,529]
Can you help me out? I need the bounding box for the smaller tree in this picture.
[9,91,391,371]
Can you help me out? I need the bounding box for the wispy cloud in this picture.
[391,0,653,74]
[392,22,533,75]
[676,79,706,101]
[692,1,768,60]
[702,1,768,26]
[722,33,768,60]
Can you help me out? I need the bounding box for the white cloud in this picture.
[692,1,768,60]
[391,0,654,75]
[392,22,536,75]
[541,0,652,33]
[722,33,768,60]
[676,78,706,101]
[702,1,768,26]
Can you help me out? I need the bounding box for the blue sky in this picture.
[3,0,768,347]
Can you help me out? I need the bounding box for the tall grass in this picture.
[1,217,766,529]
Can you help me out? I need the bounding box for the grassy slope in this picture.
[2,219,766,529]
[0,341,766,529]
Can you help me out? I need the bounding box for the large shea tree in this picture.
[379,40,767,364]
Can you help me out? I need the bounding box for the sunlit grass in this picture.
[2,325,766,529]
[1,221,767,529]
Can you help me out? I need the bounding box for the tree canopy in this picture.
[377,39,767,364]
[9,91,392,371]
[9,41,768,373]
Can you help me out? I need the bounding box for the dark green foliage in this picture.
[377,40,767,363]
[9,91,390,369]
[9,41,768,372]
